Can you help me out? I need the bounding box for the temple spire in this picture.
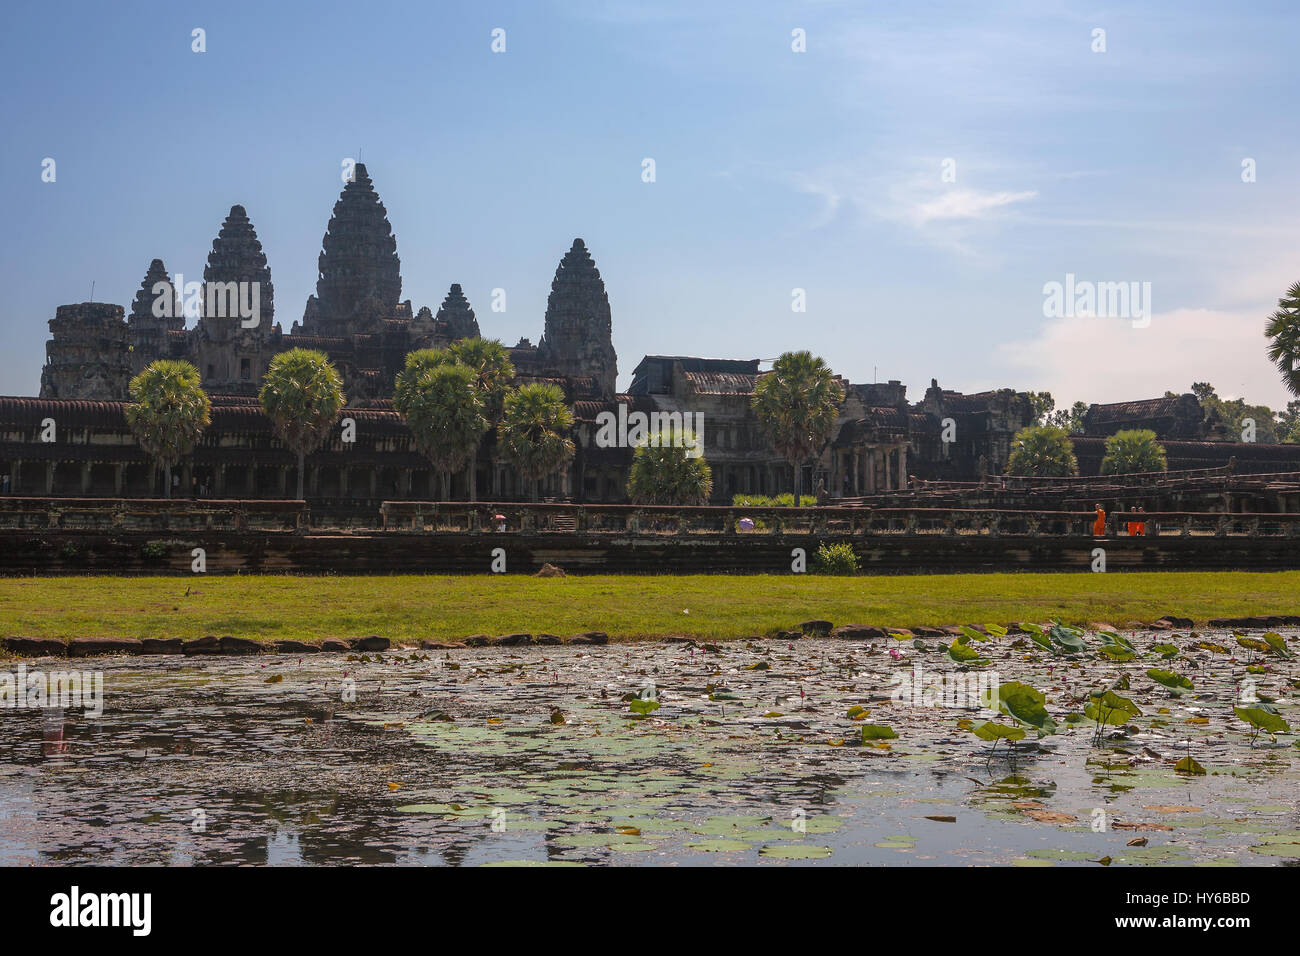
[313,162,401,336]
[200,204,274,340]
[538,238,617,396]
[435,283,480,341]
[126,258,182,373]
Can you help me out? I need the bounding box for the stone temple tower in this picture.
[537,238,617,396]
[126,258,183,374]
[193,204,276,394]
[435,283,481,340]
[309,162,401,337]
[39,303,132,399]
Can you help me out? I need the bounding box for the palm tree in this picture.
[446,338,515,501]
[626,428,713,505]
[259,348,345,500]
[394,358,486,500]
[1005,425,1079,477]
[1100,429,1167,475]
[125,360,211,498]
[497,383,575,501]
[751,350,844,500]
[1265,281,1300,397]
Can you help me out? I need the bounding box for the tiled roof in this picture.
[0,395,408,433]
[573,394,649,421]
[0,396,127,427]
[936,390,1013,413]
[1086,396,1194,422]
[283,335,347,349]
[638,356,761,374]
[682,370,757,395]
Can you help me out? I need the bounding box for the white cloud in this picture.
[911,188,1038,225]
[996,307,1292,410]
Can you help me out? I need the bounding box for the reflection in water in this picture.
[0,638,1296,866]
[41,708,67,758]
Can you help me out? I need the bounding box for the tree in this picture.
[1189,383,1278,443]
[394,356,486,500]
[1278,400,1300,444]
[446,338,515,501]
[1027,391,1056,426]
[626,428,713,505]
[751,350,844,500]
[1005,425,1078,477]
[125,360,211,498]
[497,383,574,501]
[259,348,345,500]
[1265,281,1300,398]
[1100,429,1167,475]
[1047,400,1089,435]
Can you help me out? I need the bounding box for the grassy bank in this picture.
[1,571,1297,642]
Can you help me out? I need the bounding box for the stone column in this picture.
[113,463,124,496]
[80,462,91,495]
[339,467,349,497]
[11,460,22,495]
[182,462,193,497]
[277,466,288,497]
[882,448,892,493]
[215,464,226,497]
[45,461,55,495]
[899,444,908,491]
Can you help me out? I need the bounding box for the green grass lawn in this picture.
[1,571,1297,642]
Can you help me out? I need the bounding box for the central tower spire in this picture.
[537,238,617,396]
[311,162,401,336]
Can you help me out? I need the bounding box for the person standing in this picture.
[1092,503,1106,536]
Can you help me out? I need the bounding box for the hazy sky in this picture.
[2,0,1297,409]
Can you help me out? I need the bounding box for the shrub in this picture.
[1100,429,1167,474]
[814,541,859,575]
[731,493,817,507]
[1005,425,1079,477]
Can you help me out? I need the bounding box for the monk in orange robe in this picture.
[1092,504,1106,536]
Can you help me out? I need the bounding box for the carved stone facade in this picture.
[38,163,612,406]
[627,359,1037,501]
[39,303,132,400]
[535,239,617,397]
[303,162,401,338]
[20,161,1291,509]
[1082,393,1206,439]
[127,259,183,376]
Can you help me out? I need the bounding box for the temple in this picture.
[8,162,1300,509]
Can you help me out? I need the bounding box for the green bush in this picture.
[1100,429,1167,475]
[814,542,859,575]
[732,493,817,508]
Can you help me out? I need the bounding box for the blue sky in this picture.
[2,0,1297,409]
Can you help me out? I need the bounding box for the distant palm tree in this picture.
[394,358,486,500]
[626,428,713,505]
[125,360,211,498]
[751,350,844,500]
[1005,425,1079,477]
[446,338,515,501]
[497,383,574,501]
[1265,280,1300,397]
[259,348,345,500]
[1100,429,1167,475]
